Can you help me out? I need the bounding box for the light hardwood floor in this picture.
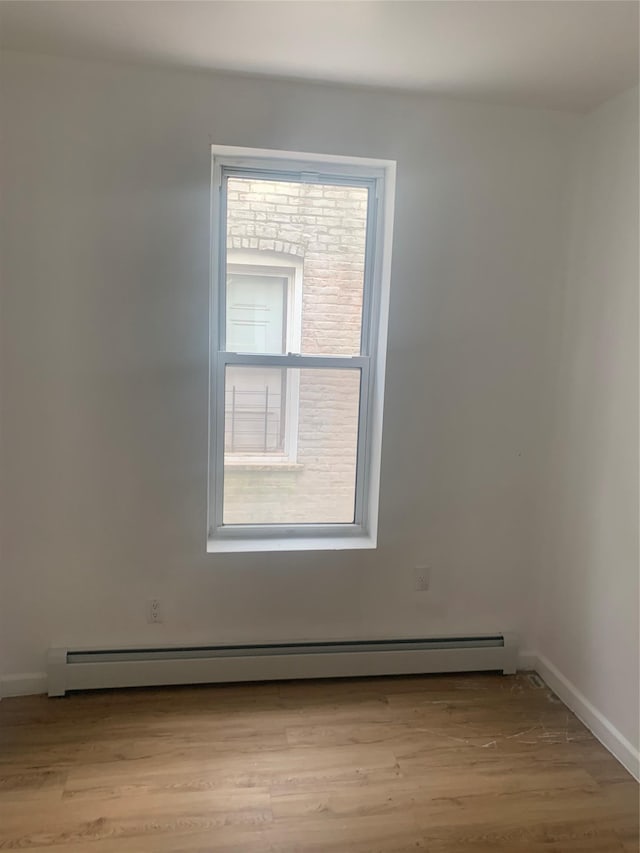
[0,673,638,852]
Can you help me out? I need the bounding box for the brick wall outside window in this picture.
[223,178,368,524]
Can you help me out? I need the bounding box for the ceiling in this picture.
[1,1,638,112]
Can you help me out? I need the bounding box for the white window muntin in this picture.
[209,147,391,546]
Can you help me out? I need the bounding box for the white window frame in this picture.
[224,250,303,466]
[207,146,396,553]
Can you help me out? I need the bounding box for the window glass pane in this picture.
[226,177,368,356]
[223,367,361,525]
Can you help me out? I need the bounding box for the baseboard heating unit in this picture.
[47,634,517,697]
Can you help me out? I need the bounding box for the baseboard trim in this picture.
[533,653,639,782]
[0,672,47,699]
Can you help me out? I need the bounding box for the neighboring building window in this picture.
[225,253,301,464]
[208,146,396,552]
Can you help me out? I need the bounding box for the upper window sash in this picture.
[213,166,381,359]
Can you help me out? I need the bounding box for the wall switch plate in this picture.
[413,566,431,592]
[147,598,163,623]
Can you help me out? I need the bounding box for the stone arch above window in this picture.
[227,235,305,256]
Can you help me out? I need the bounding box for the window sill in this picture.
[207,533,377,553]
[224,460,303,472]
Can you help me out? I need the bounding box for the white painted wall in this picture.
[0,51,576,680]
[534,87,639,757]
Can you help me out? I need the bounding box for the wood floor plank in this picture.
[0,673,637,852]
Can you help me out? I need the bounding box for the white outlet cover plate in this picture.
[413,567,431,591]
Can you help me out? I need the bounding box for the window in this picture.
[225,253,302,464]
[208,147,395,552]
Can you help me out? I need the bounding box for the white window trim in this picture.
[207,146,396,553]
[224,250,303,466]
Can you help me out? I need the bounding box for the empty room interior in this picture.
[0,1,639,850]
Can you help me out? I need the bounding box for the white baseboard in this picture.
[47,637,518,697]
[0,672,47,698]
[532,653,639,782]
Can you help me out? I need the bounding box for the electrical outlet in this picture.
[413,566,431,592]
[147,598,163,624]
